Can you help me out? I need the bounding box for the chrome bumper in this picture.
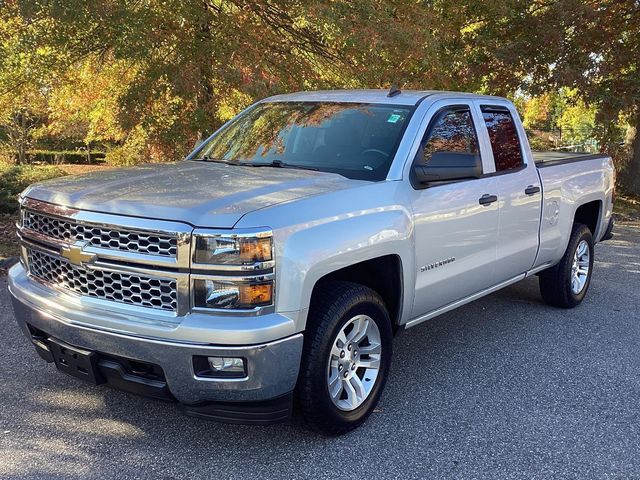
[8,264,303,404]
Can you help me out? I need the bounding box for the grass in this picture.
[614,193,640,222]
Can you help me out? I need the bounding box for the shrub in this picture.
[0,150,106,165]
[28,149,106,164]
[104,144,141,166]
[104,126,147,166]
[0,163,67,213]
[0,150,13,164]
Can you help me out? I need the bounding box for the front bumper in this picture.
[8,263,304,423]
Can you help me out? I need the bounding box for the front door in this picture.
[410,103,500,317]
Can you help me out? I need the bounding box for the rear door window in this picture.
[481,107,524,172]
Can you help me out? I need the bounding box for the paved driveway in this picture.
[1,223,639,479]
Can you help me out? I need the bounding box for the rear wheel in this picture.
[539,223,594,308]
[296,281,392,435]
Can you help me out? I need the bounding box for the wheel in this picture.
[296,281,393,435]
[539,223,594,308]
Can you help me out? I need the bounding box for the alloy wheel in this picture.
[571,239,590,294]
[326,314,382,411]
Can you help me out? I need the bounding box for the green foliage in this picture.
[104,145,142,167]
[0,0,486,166]
[7,149,105,164]
[0,0,637,191]
[469,0,640,192]
[0,162,67,213]
[527,134,555,152]
[557,101,596,147]
[0,148,105,163]
[522,94,554,130]
[103,125,147,166]
[521,89,602,151]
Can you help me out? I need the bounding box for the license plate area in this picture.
[48,337,103,385]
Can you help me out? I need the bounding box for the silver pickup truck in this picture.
[8,89,615,434]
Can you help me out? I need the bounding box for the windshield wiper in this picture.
[251,160,319,171]
[190,155,232,164]
[191,157,319,171]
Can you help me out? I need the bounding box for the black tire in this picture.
[539,223,594,308]
[296,281,393,435]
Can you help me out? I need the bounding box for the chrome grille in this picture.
[27,249,178,312]
[23,210,178,257]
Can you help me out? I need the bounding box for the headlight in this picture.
[193,232,273,265]
[193,278,273,309]
[192,229,274,311]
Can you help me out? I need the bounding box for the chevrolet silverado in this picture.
[8,89,615,434]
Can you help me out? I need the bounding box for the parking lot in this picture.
[1,222,639,479]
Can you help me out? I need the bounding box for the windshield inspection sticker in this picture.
[387,114,402,123]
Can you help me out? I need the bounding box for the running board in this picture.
[404,274,526,329]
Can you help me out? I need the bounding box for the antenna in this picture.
[387,85,401,97]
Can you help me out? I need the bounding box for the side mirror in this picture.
[413,152,482,185]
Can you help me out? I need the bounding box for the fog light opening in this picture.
[193,355,246,379]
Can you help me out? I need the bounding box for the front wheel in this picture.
[539,223,594,308]
[296,281,393,435]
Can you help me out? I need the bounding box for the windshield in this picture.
[192,102,414,181]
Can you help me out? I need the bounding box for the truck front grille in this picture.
[27,249,178,312]
[23,210,178,257]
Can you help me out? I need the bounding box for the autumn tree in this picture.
[468,0,640,194]
[0,1,483,164]
[1,0,636,189]
[0,2,50,163]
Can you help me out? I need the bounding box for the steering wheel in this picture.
[361,148,389,159]
[360,149,390,170]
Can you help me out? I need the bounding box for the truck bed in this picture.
[533,151,614,271]
[533,151,604,168]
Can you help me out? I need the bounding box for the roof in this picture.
[264,89,508,106]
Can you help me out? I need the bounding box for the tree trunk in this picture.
[17,112,26,165]
[622,112,640,197]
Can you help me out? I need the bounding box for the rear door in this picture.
[409,101,500,317]
[476,103,542,281]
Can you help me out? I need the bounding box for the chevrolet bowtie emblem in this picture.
[60,242,96,266]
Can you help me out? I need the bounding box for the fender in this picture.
[235,180,416,332]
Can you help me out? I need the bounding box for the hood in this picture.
[23,161,361,227]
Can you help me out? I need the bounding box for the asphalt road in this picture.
[1,223,639,479]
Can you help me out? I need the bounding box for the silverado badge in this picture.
[420,257,456,272]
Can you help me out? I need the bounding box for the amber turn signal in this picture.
[240,237,272,262]
[239,283,273,306]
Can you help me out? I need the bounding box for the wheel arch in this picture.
[309,255,404,332]
[573,199,602,236]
